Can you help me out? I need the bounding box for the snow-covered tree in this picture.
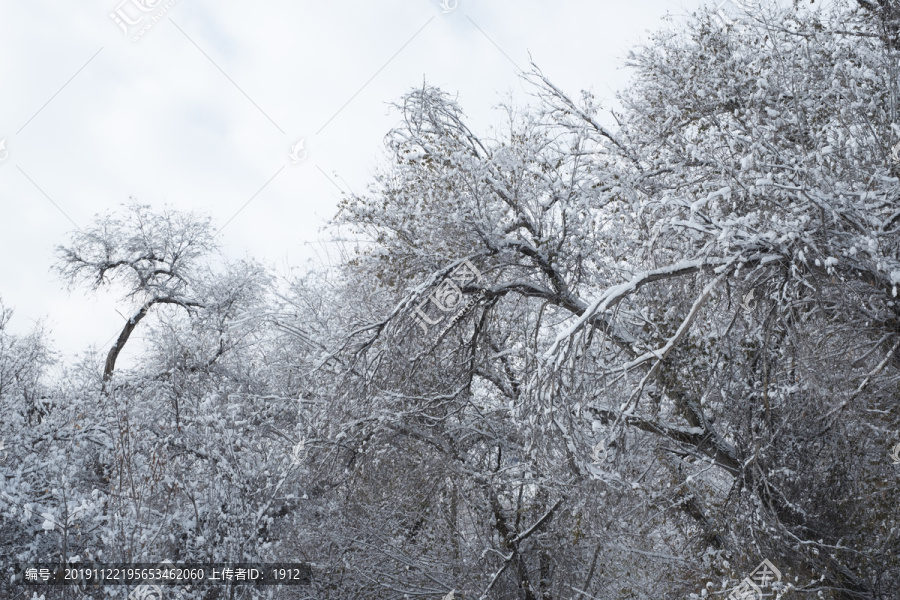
[322,2,900,597]
[4,2,900,599]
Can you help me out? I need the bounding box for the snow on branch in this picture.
[545,258,725,358]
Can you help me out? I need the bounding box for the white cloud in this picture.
[0,0,696,361]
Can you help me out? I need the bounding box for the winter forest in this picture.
[3,1,900,598]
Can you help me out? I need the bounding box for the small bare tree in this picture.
[55,202,214,387]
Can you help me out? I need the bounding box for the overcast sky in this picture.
[0,0,726,365]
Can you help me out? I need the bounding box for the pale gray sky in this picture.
[0,0,719,364]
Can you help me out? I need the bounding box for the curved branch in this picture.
[103,296,203,388]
